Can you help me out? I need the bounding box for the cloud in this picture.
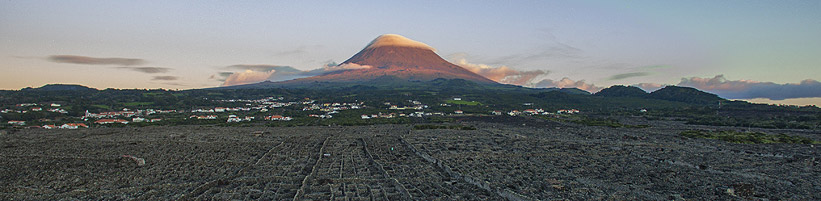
[222,70,276,86]
[632,83,667,92]
[638,65,672,70]
[609,72,650,80]
[365,34,436,51]
[294,62,373,79]
[322,63,372,71]
[218,65,306,85]
[151,76,178,81]
[678,75,821,100]
[161,82,189,87]
[533,77,603,92]
[451,57,548,85]
[218,62,372,86]
[209,72,234,82]
[226,64,301,73]
[274,49,305,56]
[117,67,171,74]
[48,55,144,66]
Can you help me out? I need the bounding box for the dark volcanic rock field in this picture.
[0,118,818,200]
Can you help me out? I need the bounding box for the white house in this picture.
[61,123,88,129]
[227,116,242,123]
[132,117,146,123]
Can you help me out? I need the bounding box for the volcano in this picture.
[276,34,496,85]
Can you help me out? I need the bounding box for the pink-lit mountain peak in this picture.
[286,34,495,84]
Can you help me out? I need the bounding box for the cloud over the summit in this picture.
[48,55,144,66]
[677,75,821,100]
[451,57,548,85]
[533,77,603,92]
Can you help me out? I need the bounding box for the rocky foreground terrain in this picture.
[1,117,818,200]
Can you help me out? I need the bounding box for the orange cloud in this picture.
[222,70,275,86]
[452,58,548,85]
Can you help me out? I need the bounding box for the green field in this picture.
[92,105,111,109]
[445,100,481,105]
[142,92,165,97]
[124,102,154,106]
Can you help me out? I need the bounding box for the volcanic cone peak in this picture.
[363,34,436,51]
[277,34,496,85]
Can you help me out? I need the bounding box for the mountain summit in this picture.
[278,34,496,85]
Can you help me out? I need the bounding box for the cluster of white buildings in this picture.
[94,119,130,124]
[227,115,255,122]
[361,111,445,119]
[387,100,428,110]
[43,123,88,129]
[264,115,292,121]
[2,103,68,114]
[491,109,580,116]
[302,102,363,112]
[84,109,176,120]
[189,115,218,120]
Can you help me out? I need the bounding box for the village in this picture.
[2,96,581,129]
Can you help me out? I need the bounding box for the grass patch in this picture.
[413,124,476,130]
[142,92,165,97]
[92,105,111,110]
[681,130,819,144]
[123,102,154,106]
[445,100,481,106]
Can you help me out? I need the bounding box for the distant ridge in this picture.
[594,85,648,98]
[595,85,724,104]
[648,86,724,104]
[22,84,97,91]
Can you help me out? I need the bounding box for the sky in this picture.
[1,0,819,105]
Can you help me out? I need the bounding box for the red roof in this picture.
[65,123,88,127]
[94,119,128,124]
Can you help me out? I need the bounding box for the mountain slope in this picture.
[649,86,724,104]
[594,85,648,98]
[22,84,97,91]
[260,34,496,86]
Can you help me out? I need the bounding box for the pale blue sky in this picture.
[1,0,819,104]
